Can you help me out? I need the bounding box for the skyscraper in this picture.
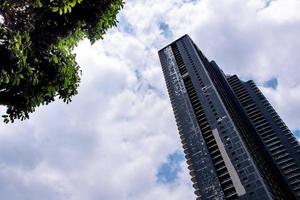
[158,35,300,200]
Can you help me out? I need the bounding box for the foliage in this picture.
[0,0,124,123]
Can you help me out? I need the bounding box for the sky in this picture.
[1,0,300,199]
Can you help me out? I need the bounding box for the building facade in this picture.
[158,35,300,200]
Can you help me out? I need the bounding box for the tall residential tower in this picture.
[159,35,300,200]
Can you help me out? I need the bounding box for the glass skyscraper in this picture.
[158,35,300,200]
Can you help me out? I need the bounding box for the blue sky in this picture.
[264,78,278,89]
[1,0,300,199]
[157,151,184,184]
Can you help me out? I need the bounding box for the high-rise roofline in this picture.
[158,34,190,53]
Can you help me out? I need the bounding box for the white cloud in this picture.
[0,0,299,199]
[261,84,300,130]
[257,0,300,23]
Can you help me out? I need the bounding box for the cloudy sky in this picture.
[1,0,300,199]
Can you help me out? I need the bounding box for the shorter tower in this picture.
[159,35,300,199]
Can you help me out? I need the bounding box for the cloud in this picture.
[258,0,300,23]
[0,0,299,199]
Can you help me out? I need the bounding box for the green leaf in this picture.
[25,33,30,43]
[4,76,9,84]
[21,56,27,66]
[38,1,43,7]
[68,6,72,13]
[70,1,76,7]
[15,42,20,50]
[28,67,33,73]
[53,55,59,63]
[48,86,56,95]
[52,7,59,12]
[12,77,19,86]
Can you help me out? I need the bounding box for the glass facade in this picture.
[158,35,300,200]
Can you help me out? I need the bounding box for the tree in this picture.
[0,0,124,123]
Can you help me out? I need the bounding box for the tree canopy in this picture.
[0,0,124,123]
